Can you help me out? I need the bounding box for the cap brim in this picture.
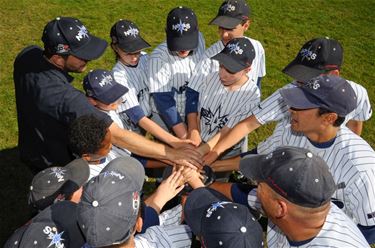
[209,16,242,29]
[239,154,266,181]
[279,87,320,110]
[102,157,145,190]
[212,53,246,73]
[63,159,90,193]
[167,32,198,51]
[118,37,151,53]
[282,61,324,83]
[71,35,108,61]
[96,83,129,105]
[184,188,229,235]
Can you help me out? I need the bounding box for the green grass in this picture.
[0,0,374,244]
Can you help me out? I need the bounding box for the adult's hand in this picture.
[168,145,203,169]
[203,150,220,165]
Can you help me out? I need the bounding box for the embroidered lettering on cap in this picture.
[227,42,243,55]
[76,25,89,41]
[50,168,66,182]
[300,47,317,61]
[123,27,139,37]
[99,75,114,87]
[222,3,236,12]
[172,19,191,34]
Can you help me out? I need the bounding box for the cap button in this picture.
[92,200,99,207]
[306,152,313,158]
[56,17,60,20]
[240,226,247,233]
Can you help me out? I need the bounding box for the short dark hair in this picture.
[318,108,345,127]
[68,115,109,156]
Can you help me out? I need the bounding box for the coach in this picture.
[13,17,201,173]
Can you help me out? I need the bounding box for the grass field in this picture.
[0,0,374,245]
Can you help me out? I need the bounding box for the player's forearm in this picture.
[186,112,201,145]
[213,115,261,155]
[210,156,240,172]
[199,127,230,154]
[208,182,234,201]
[346,120,363,135]
[110,123,171,160]
[172,122,188,139]
[138,117,181,146]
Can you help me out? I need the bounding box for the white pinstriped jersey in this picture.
[192,72,260,144]
[159,204,183,227]
[148,32,205,118]
[112,53,151,131]
[189,37,266,91]
[134,224,192,248]
[266,203,369,248]
[254,80,372,125]
[257,118,375,226]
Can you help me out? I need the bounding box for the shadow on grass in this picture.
[0,147,34,246]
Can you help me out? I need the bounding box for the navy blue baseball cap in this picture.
[78,157,145,247]
[212,37,255,73]
[240,146,336,208]
[42,17,107,61]
[110,19,151,53]
[83,69,128,105]
[209,0,250,29]
[184,187,263,248]
[280,75,357,116]
[166,6,199,51]
[282,37,343,83]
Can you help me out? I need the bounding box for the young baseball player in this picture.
[184,187,264,248]
[252,76,375,244]
[68,115,116,180]
[110,20,186,148]
[28,158,89,211]
[78,157,193,248]
[149,6,205,139]
[186,38,260,162]
[205,37,372,164]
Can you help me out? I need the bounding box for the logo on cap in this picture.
[222,3,236,12]
[76,25,89,41]
[305,78,321,90]
[300,46,317,61]
[206,201,230,218]
[102,170,125,180]
[124,26,139,38]
[55,44,70,53]
[99,75,114,87]
[50,168,66,182]
[172,19,191,34]
[227,42,243,55]
[43,226,65,248]
[132,191,140,211]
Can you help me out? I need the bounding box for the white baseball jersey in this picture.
[135,224,192,248]
[191,72,260,145]
[266,203,369,248]
[112,53,151,131]
[159,204,183,227]
[189,37,266,91]
[257,118,375,226]
[148,32,205,119]
[254,80,372,125]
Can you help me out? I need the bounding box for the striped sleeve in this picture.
[135,225,192,248]
[159,204,183,227]
[148,46,172,94]
[345,81,372,122]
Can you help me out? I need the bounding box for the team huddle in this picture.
[7,0,375,247]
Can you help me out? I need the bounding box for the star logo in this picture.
[206,201,231,218]
[50,168,66,182]
[99,75,114,87]
[305,78,320,90]
[227,42,243,55]
[201,105,229,135]
[172,19,191,34]
[299,46,317,61]
[222,3,236,12]
[75,25,89,41]
[43,226,65,248]
[124,26,139,37]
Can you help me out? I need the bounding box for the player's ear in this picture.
[87,97,98,106]
[81,153,91,161]
[275,199,288,219]
[327,69,340,76]
[242,19,251,30]
[324,112,338,125]
[244,66,251,73]
[50,54,66,69]
[135,215,143,233]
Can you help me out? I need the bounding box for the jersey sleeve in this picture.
[346,81,372,121]
[253,88,289,125]
[153,92,182,127]
[135,224,192,248]
[159,204,183,227]
[185,87,199,115]
[148,53,172,94]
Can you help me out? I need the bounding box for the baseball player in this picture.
[252,76,375,244]
[148,6,205,139]
[110,20,186,148]
[187,0,265,149]
[78,157,192,248]
[204,37,372,164]
[237,146,369,247]
[186,38,260,163]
